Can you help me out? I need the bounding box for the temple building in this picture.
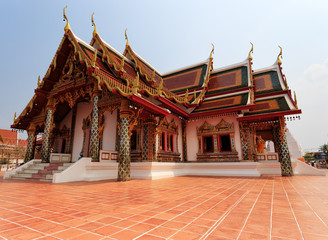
[9,10,303,182]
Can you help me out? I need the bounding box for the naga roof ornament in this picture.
[37,75,41,89]
[277,45,283,65]
[210,43,214,59]
[249,42,254,61]
[125,28,129,46]
[63,6,70,32]
[91,13,98,36]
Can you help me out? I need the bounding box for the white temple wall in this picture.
[102,109,118,151]
[186,115,242,161]
[72,102,93,162]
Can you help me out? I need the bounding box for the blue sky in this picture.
[1,0,328,152]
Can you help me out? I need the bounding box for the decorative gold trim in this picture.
[210,43,214,59]
[37,76,41,89]
[91,49,97,67]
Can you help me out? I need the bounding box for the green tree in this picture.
[304,152,315,162]
[319,144,328,155]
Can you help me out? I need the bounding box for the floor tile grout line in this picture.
[235,178,268,240]
[50,178,241,239]
[132,178,250,240]
[270,176,275,240]
[281,177,304,240]
[0,178,222,238]
[286,177,328,228]
[200,190,250,240]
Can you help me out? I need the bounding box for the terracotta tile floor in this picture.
[1,171,328,240]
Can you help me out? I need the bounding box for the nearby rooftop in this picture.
[1,172,328,239]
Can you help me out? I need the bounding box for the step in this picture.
[30,165,47,170]
[31,174,47,179]
[46,174,53,180]
[38,169,53,174]
[15,173,33,178]
[22,169,39,174]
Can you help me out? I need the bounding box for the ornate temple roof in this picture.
[11,11,301,131]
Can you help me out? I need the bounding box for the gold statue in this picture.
[256,136,265,153]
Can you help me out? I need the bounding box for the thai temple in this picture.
[7,9,313,183]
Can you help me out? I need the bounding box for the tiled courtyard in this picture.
[1,172,328,240]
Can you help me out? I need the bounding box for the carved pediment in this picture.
[216,119,234,131]
[197,121,216,134]
[157,117,178,134]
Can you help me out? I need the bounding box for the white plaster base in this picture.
[51,158,326,183]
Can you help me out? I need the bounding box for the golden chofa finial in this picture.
[294,91,298,109]
[63,6,70,32]
[125,28,129,46]
[277,45,283,65]
[91,12,97,36]
[249,42,254,61]
[14,112,17,122]
[210,43,215,59]
[37,75,41,88]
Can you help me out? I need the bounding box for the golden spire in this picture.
[277,45,283,65]
[63,6,70,32]
[91,12,98,36]
[14,112,17,122]
[91,49,97,67]
[249,42,254,61]
[125,28,129,46]
[210,43,214,59]
[294,91,298,109]
[37,75,41,88]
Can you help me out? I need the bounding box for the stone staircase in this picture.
[10,162,73,182]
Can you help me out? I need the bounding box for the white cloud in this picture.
[288,58,328,152]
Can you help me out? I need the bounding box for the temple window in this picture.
[203,136,214,153]
[219,134,231,152]
[197,119,236,154]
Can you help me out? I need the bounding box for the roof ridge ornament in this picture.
[37,75,41,89]
[63,6,70,32]
[277,45,283,65]
[14,112,17,123]
[125,28,129,46]
[294,91,298,109]
[91,13,97,36]
[249,42,254,61]
[210,43,214,59]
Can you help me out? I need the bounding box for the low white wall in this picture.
[53,157,118,183]
[292,159,325,176]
